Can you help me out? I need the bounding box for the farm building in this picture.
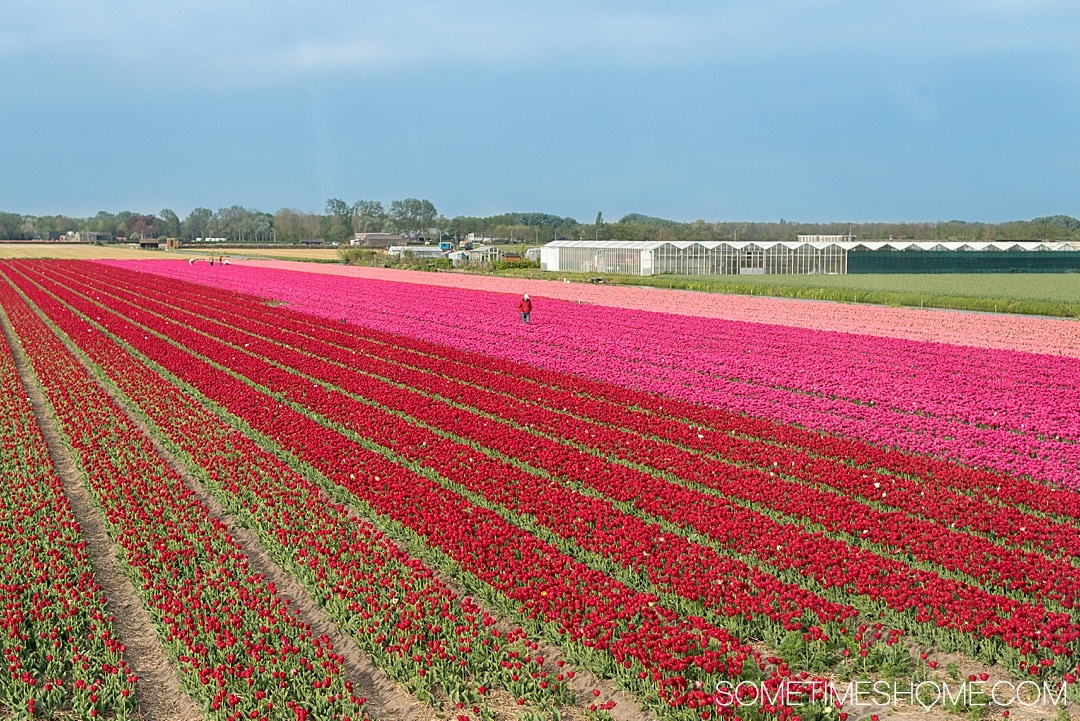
[539,240,1080,275]
[352,232,405,248]
[387,245,446,259]
[445,246,504,267]
[466,245,503,264]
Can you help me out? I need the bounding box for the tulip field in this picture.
[1,258,1079,721]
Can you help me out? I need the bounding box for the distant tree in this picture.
[211,206,246,241]
[1031,215,1080,237]
[208,206,272,243]
[324,198,352,244]
[125,214,158,239]
[389,198,437,240]
[353,200,387,233]
[685,219,706,241]
[273,208,320,244]
[445,215,479,240]
[30,215,83,237]
[609,221,646,241]
[89,210,122,235]
[0,212,27,239]
[250,211,274,243]
[112,212,133,236]
[159,208,181,238]
[325,198,349,219]
[619,213,677,228]
[182,208,212,240]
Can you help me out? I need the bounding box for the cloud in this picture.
[4,1,1079,89]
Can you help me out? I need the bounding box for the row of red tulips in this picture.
[3,265,578,719]
[158,289,1080,670]
[98,257,1079,521]
[19,264,1080,703]
[7,261,815,718]
[183,300,1080,613]
[0,312,137,719]
[50,265,856,631]
[21,265,860,636]
[41,261,1080,676]
[0,270,368,721]
[75,260,1080,564]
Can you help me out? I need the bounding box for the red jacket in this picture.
[518,298,532,313]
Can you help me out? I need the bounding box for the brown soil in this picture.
[1,273,649,721]
[2,310,202,721]
[321,476,657,721]
[56,330,438,721]
[21,259,1071,721]
[744,639,1076,721]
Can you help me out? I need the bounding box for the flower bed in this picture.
[0,307,136,719]
[44,262,1080,673]
[5,261,575,719]
[9,258,1080,720]
[104,260,1080,487]
[0,269,367,721]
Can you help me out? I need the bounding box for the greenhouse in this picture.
[538,240,1080,276]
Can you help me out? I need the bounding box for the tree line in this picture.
[3,203,1080,244]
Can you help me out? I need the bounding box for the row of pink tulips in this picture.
[113,261,1080,486]
[21,260,814,719]
[33,261,1080,679]
[212,260,1080,358]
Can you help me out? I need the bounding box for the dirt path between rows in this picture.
[1,292,442,720]
[321,482,658,721]
[123,423,439,721]
[34,321,437,721]
[78,336,649,721]
[2,310,202,721]
[4,262,657,720]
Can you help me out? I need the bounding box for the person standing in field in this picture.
[518,293,532,324]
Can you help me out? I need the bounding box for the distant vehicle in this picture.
[439,241,454,251]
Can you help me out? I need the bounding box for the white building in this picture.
[539,239,1080,276]
[387,245,446,259]
[540,240,847,275]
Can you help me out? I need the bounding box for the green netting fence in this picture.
[847,250,1080,274]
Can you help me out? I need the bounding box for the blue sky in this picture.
[3,1,1079,223]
